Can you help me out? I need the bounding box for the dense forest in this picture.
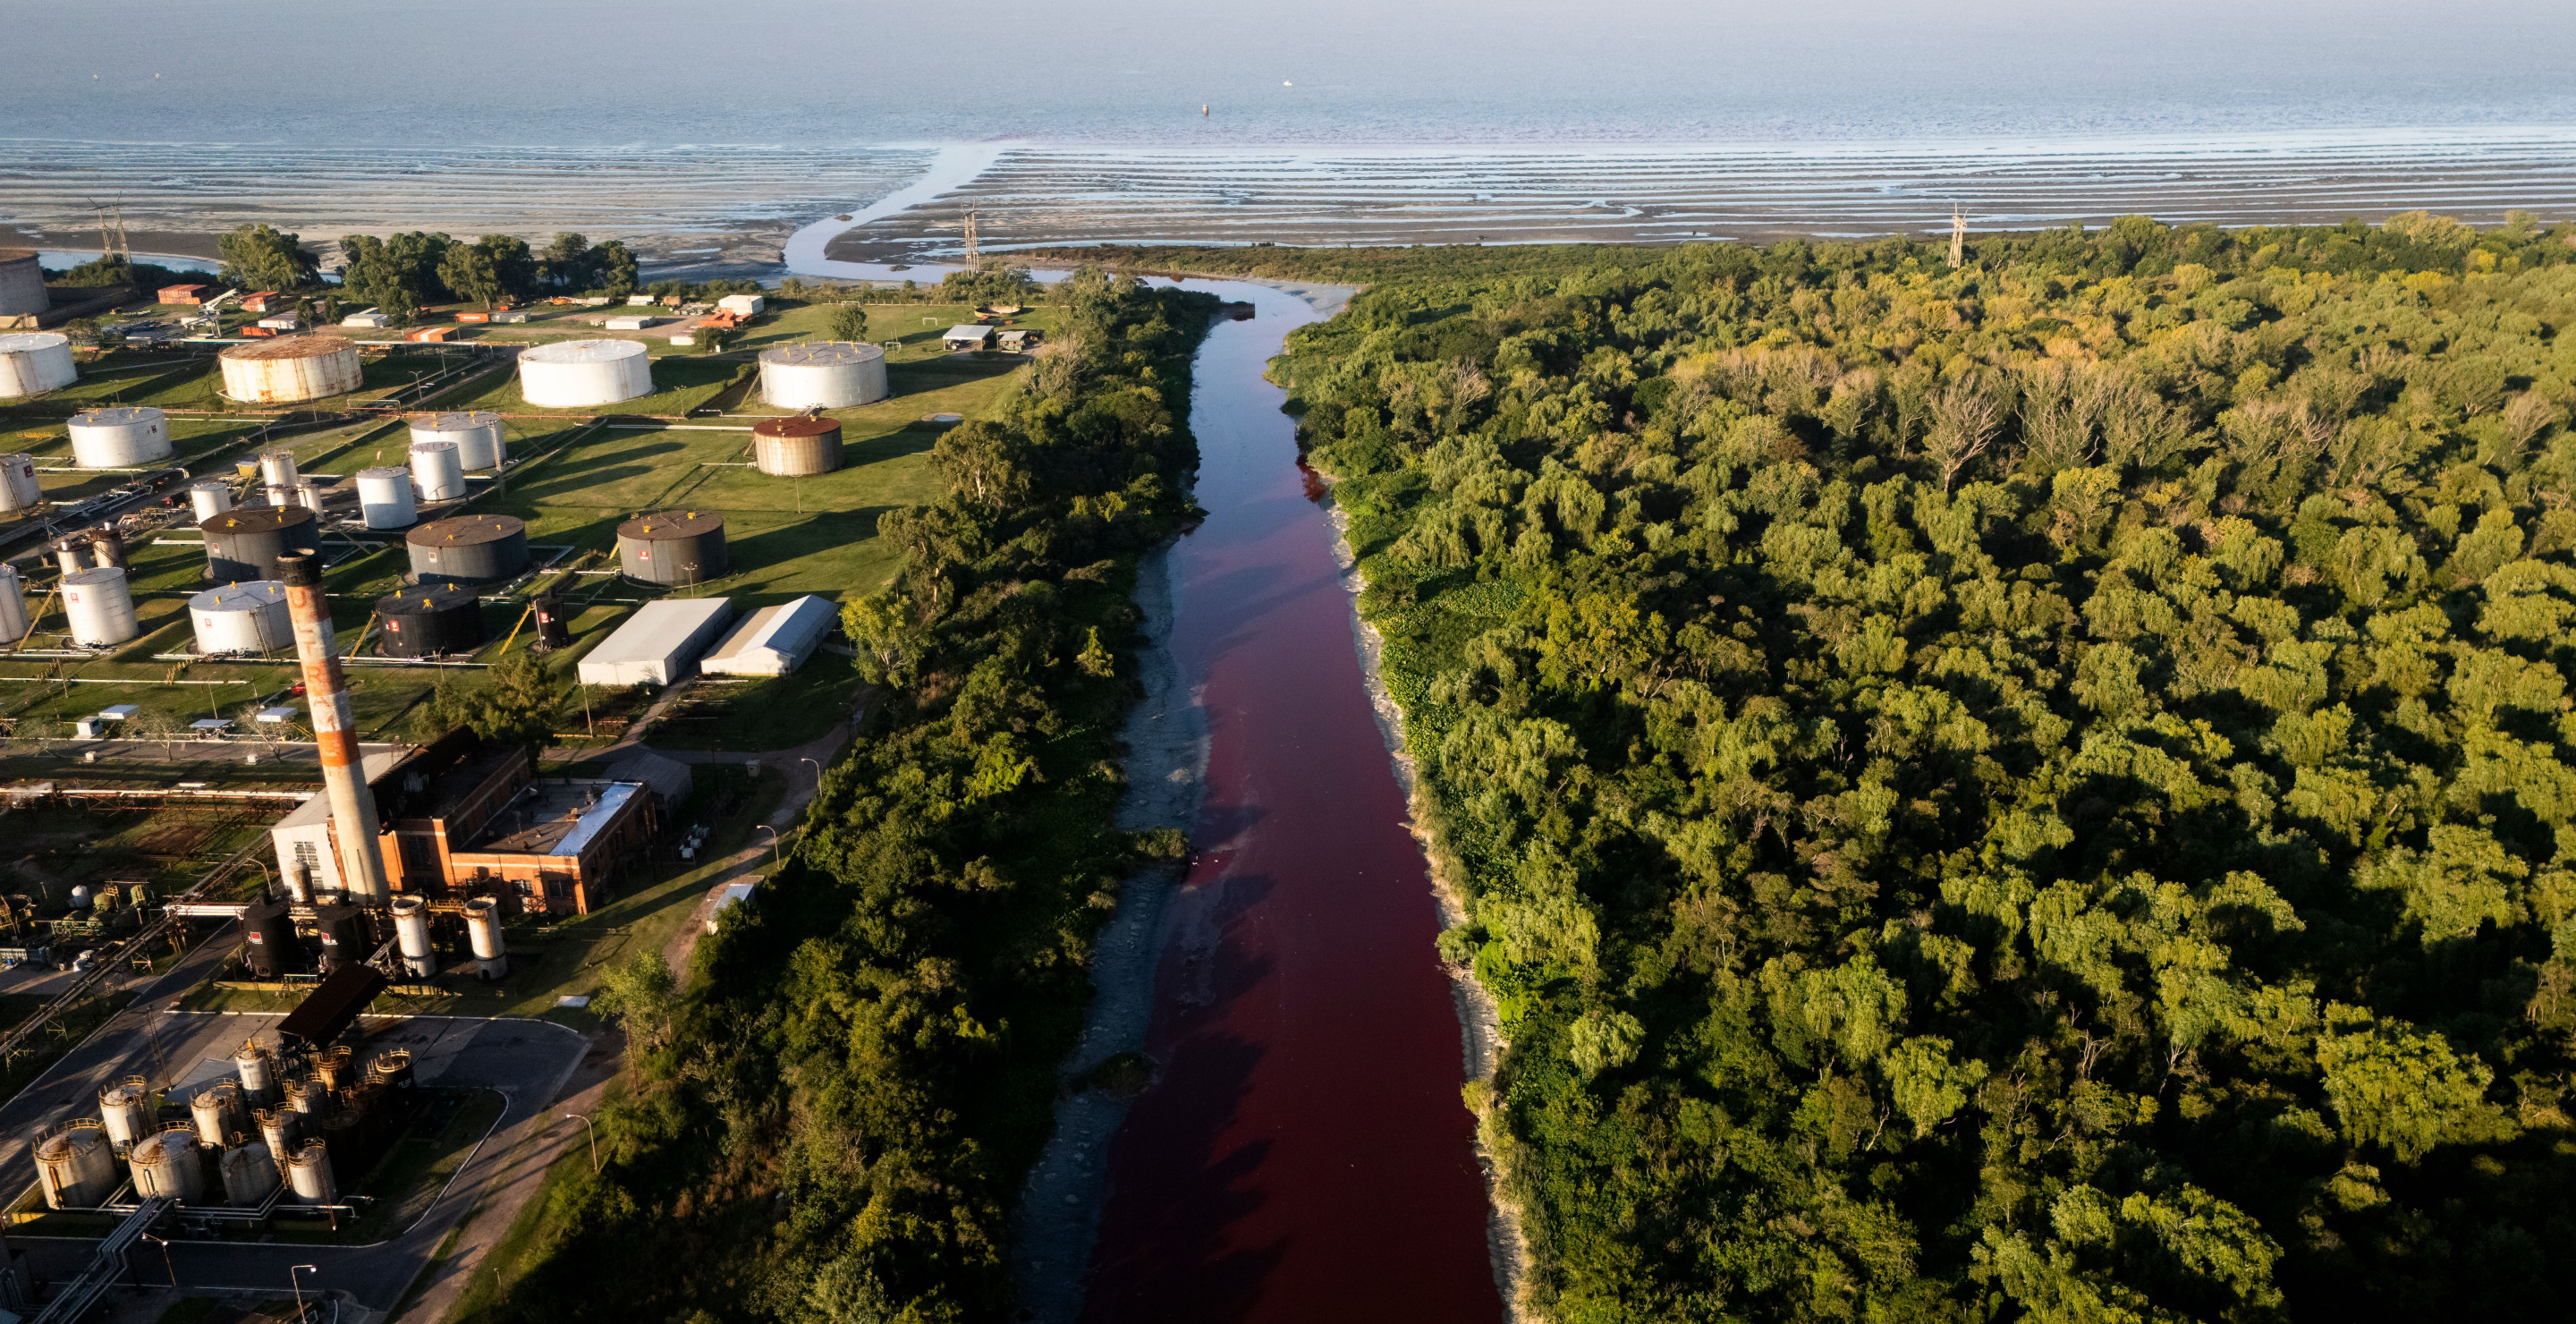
[483,270,1216,1323]
[1273,212,2576,1321]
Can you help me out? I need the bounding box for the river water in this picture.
[1021,281,1504,1323]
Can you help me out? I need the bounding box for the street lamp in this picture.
[757,825,781,872]
[291,1264,318,1320]
[798,756,821,785]
[564,1112,598,1171]
[140,1232,174,1286]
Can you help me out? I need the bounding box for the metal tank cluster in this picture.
[32,1038,419,1215]
[239,890,508,983]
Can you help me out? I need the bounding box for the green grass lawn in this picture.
[647,652,865,751]
[438,354,745,420]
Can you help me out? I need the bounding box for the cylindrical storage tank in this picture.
[0,249,48,317]
[464,896,508,980]
[0,331,78,399]
[284,858,313,905]
[615,509,728,586]
[264,483,293,509]
[518,337,651,407]
[312,905,362,973]
[0,453,39,512]
[258,450,300,488]
[240,899,298,977]
[376,585,484,658]
[285,1139,338,1205]
[752,415,844,477]
[191,1081,243,1146]
[532,591,572,649]
[99,1077,152,1150]
[190,581,293,656]
[407,513,528,586]
[200,505,318,582]
[410,412,505,470]
[220,1141,278,1204]
[368,1049,416,1092]
[67,406,172,468]
[188,480,235,522]
[759,341,886,409]
[130,1128,205,1202]
[286,1078,329,1116]
[218,335,360,404]
[62,566,138,648]
[408,440,465,502]
[88,526,127,570]
[37,1122,118,1209]
[355,466,416,529]
[391,895,435,978]
[291,480,327,513]
[258,1108,299,1158]
[234,1042,277,1105]
[70,886,92,912]
[0,564,27,646]
[54,537,91,575]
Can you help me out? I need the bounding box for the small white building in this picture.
[942,325,996,351]
[699,596,835,677]
[708,880,758,932]
[576,598,736,688]
[604,315,655,330]
[256,315,301,331]
[494,310,530,324]
[341,309,391,329]
[626,295,656,307]
[716,293,766,318]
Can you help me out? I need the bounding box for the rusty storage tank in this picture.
[0,248,48,317]
[201,505,318,582]
[286,1077,329,1116]
[615,509,727,587]
[218,335,360,404]
[367,1048,416,1093]
[98,1076,152,1150]
[285,1138,337,1204]
[191,1081,244,1146]
[62,566,139,648]
[0,331,78,399]
[88,525,127,570]
[37,1121,118,1209]
[219,1140,279,1204]
[257,1107,299,1158]
[758,340,886,409]
[409,411,505,470]
[406,513,528,586]
[0,452,39,512]
[129,1126,205,1202]
[316,1046,354,1092]
[376,585,485,658]
[312,904,365,972]
[752,415,843,476]
[240,898,298,977]
[67,406,172,467]
[52,536,89,575]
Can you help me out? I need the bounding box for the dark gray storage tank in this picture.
[201,505,319,583]
[532,590,572,649]
[615,509,728,587]
[405,513,530,586]
[312,904,365,972]
[375,585,485,658]
[751,416,843,477]
[241,900,299,978]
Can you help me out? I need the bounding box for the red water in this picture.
[1080,293,1502,1323]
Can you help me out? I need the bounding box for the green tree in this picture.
[826,304,870,343]
[413,653,567,751]
[217,223,318,292]
[694,324,739,355]
[594,240,640,298]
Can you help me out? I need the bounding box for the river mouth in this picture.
[1007,282,1504,1324]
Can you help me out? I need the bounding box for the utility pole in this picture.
[962,210,979,265]
[1948,204,1966,270]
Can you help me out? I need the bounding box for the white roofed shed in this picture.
[699,595,835,677]
[576,598,735,688]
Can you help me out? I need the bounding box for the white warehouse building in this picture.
[577,598,736,688]
[699,595,835,677]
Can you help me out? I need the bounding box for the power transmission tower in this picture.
[962,210,980,265]
[1948,204,1966,270]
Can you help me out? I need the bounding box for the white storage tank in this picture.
[285,1139,338,1204]
[409,440,465,502]
[188,480,235,522]
[759,341,887,409]
[518,338,651,407]
[0,452,38,512]
[258,449,299,488]
[356,466,417,529]
[190,581,293,655]
[392,895,436,978]
[100,1077,153,1150]
[0,564,27,646]
[464,896,508,980]
[410,411,505,470]
[258,1107,299,1158]
[0,331,78,399]
[63,566,139,648]
[68,406,173,468]
[291,480,326,513]
[37,1122,118,1209]
[130,1128,205,1202]
[191,1081,244,1146]
[235,1041,278,1104]
[218,335,362,404]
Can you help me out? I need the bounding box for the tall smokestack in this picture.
[278,553,389,903]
